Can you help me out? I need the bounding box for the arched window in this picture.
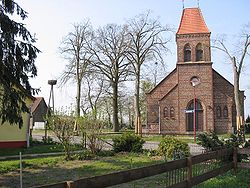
[216,106,221,118]
[163,107,169,118]
[184,44,191,62]
[170,106,175,119]
[223,106,228,118]
[196,43,204,61]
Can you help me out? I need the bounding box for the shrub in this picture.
[157,136,190,160]
[144,149,158,157]
[75,150,95,160]
[47,114,75,160]
[78,114,104,154]
[197,132,224,151]
[112,133,145,153]
[197,132,249,162]
[245,123,250,134]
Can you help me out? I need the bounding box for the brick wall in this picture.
[213,70,236,133]
[177,62,214,134]
[176,33,211,63]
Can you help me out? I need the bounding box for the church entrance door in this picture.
[186,99,203,132]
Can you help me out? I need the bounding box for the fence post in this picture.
[66,181,74,188]
[187,157,192,188]
[233,147,237,174]
[20,152,23,188]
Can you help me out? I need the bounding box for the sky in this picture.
[15,0,250,116]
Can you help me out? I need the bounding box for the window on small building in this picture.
[223,106,228,118]
[163,107,169,118]
[196,43,204,61]
[170,106,175,119]
[184,43,191,62]
[216,106,221,118]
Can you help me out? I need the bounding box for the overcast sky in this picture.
[15,0,250,116]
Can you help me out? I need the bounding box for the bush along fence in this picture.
[32,147,250,188]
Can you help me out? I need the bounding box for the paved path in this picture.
[32,133,204,155]
[0,133,205,160]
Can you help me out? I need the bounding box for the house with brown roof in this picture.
[30,97,48,129]
[146,7,244,135]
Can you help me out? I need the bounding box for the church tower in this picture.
[176,8,214,133]
[176,8,211,63]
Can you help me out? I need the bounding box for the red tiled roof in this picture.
[177,8,210,35]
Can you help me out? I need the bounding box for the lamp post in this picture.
[153,62,158,86]
[190,77,200,143]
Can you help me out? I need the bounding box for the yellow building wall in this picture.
[0,98,32,142]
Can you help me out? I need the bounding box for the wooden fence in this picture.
[31,147,246,188]
[237,147,250,169]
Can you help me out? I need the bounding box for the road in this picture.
[32,133,204,156]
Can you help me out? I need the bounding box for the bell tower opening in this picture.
[184,43,191,62]
[196,43,204,61]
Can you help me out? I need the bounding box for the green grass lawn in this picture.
[142,134,195,143]
[0,153,164,187]
[0,151,249,188]
[194,169,250,188]
[1,131,249,187]
[0,143,82,157]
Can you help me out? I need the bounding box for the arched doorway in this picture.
[186,99,203,131]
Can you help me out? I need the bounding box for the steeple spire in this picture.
[177,8,210,35]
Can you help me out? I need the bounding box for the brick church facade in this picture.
[146,8,244,134]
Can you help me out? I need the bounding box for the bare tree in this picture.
[98,94,113,128]
[213,23,250,131]
[126,11,171,134]
[140,79,155,126]
[59,21,93,119]
[87,24,131,132]
[80,73,106,119]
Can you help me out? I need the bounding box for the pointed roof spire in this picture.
[177,8,210,35]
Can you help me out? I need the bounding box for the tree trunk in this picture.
[134,66,141,134]
[76,80,81,117]
[74,78,81,132]
[232,57,243,131]
[119,107,123,126]
[112,82,119,132]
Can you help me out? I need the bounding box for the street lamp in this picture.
[154,62,158,86]
[190,76,200,142]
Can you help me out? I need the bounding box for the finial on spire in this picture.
[182,0,184,9]
[197,0,200,8]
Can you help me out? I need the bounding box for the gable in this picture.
[31,97,47,113]
[159,84,178,101]
[213,69,235,98]
[147,68,177,95]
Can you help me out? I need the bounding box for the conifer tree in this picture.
[0,0,39,127]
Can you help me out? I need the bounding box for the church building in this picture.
[146,7,244,134]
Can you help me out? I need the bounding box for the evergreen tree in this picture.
[246,115,250,123]
[0,0,40,128]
